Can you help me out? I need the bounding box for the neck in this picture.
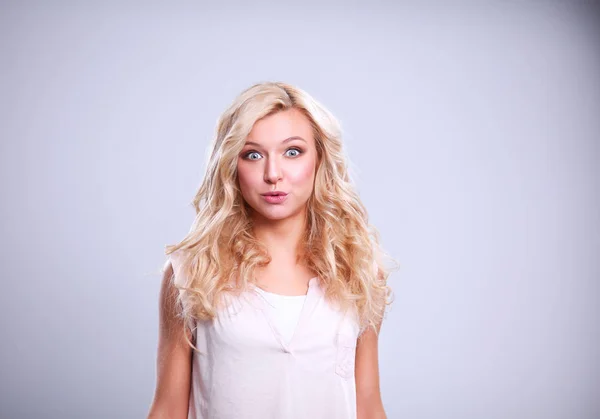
[251,209,307,260]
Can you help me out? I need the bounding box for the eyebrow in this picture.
[243,136,307,148]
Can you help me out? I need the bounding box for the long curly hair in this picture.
[166,81,396,346]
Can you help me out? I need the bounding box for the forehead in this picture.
[246,108,314,145]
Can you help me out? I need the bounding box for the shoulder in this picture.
[159,259,179,319]
[158,257,196,343]
[165,249,190,291]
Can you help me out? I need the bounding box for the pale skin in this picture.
[148,108,386,418]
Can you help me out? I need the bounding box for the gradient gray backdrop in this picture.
[1,1,599,418]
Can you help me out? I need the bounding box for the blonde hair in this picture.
[166,81,396,345]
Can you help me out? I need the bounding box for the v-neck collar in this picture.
[253,277,322,353]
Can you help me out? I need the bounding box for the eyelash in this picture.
[242,148,303,160]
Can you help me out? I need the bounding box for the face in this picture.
[237,107,318,223]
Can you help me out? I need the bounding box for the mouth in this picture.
[261,192,288,204]
[261,192,288,197]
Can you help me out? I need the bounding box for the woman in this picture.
[148,82,394,419]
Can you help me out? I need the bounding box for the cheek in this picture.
[289,159,316,186]
[237,164,256,194]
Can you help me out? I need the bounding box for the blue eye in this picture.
[243,148,302,160]
[244,151,262,160]
[286,148,302,157]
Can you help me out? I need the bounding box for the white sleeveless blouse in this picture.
[254,287,307,344]
[169,251,360,419]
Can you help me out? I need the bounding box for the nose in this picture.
[264,155,283,185]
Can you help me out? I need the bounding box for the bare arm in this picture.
[147,261,194,419]
[355,320,386,419]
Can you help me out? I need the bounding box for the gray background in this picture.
[1,1,599,418]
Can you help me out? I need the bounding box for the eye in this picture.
[285,148,302,158]
[243,151,262,161]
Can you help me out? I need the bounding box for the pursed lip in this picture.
[261,191,288,196]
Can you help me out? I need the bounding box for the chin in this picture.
[254,209,294,221]
[248,202,301,222]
